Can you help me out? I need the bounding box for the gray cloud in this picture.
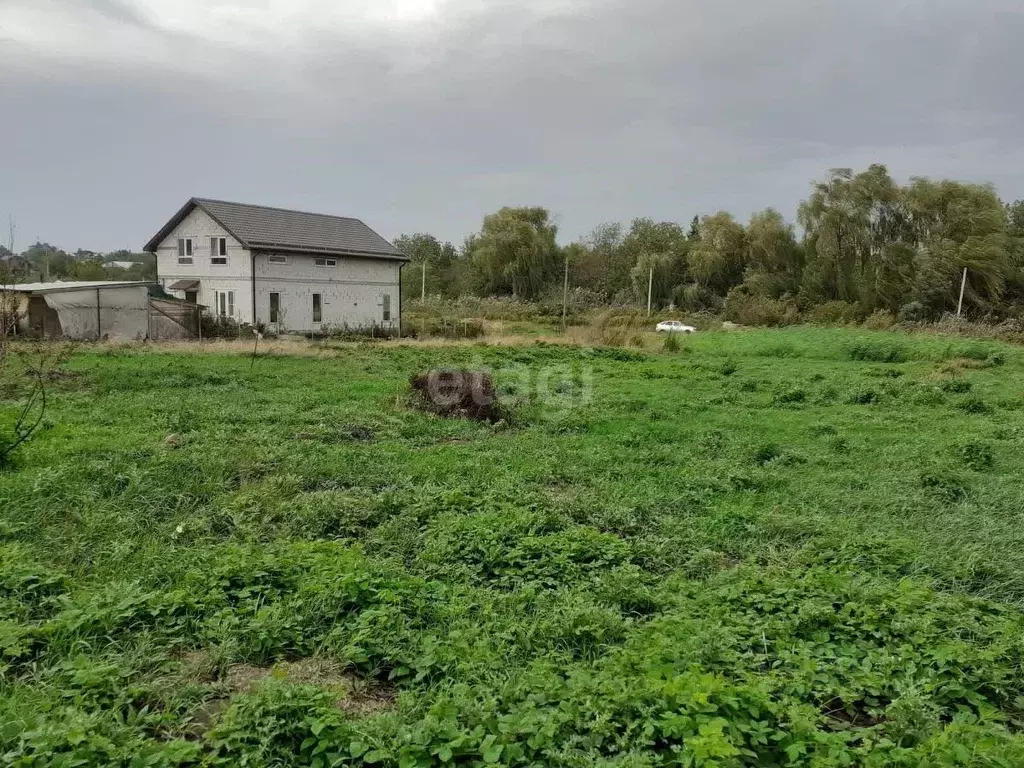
[1,0,1022,252]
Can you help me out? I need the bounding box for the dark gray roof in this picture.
[144,198,407,261]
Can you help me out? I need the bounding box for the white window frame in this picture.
[177,237,193,264]
[214,290,235,319]
[382,294,391,322]
[267,255,288,265]
[314,257,337,267]
[312,293,322,323]
[211,237,228,265]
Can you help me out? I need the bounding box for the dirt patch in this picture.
[224,658,395,715]
[409,369,502,423]
[179,653,396,737]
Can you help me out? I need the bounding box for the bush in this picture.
[848,341,909,363]
[723,288,800,327]
[807,301,863,325]
[411,318,485,339]
[939,379,972,394]
[662,333,681,353]
[957,397,992,415]
[773,388,806,405]
[674,283,723,313]
[863,310,897,330]
[899,301,929,322]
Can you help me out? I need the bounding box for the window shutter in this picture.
[228,291,234,318]
[178,238,184,257]
[211,237,217,257]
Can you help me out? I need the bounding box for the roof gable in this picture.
[144,198,407,261]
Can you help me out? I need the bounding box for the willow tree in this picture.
[687,212,747,295]
[743,208,803,298]
[468,207,561,299]
[904,178,1011,315]
[619,218,688,306]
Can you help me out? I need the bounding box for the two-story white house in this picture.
[145,198,408,333]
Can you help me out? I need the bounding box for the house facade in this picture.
[145,198,407,333]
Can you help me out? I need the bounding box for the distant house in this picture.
[0,254,32,281]
[144,198,409,333]
[103,260,138,271]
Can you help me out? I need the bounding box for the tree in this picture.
[619,219,689,307]
[904,178,1011,315]
[687,212,747,295]
[66,260,107,281]
[22,242,71,281]
[394,233,460,298]
[743,208,804,298]
[687,215,701,241]
[468,207,561,299]
[570,222,629,298]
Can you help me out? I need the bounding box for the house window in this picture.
[215,290,234,318]
[177,237,193,264]
[314,258,337,267]
[269,292,280,323]
[184,290,198,304]
[267,255,287,264]
[312,293,322,323]
[382,294,391,322]
[211,237,227,264]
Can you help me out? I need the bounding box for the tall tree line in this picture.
[398,164,1024,322]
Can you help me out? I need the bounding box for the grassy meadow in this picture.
[2,327,1024,766]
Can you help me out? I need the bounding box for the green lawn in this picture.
[2,328,1024,766]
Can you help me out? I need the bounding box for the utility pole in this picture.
[421,260,426,303]
[956,267,968,318]
[4,216,14,288]
[646,267,653,317]
[561,253,569,329]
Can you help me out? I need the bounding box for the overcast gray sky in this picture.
[1,0,1022,253]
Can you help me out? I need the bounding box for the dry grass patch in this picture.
[179,653,396,737]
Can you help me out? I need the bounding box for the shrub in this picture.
[411,318,485,339]
[773,388,806,405]
[807,301,863,325]
[674,283,723,313]
[863,310,897,330]
[848,389,880,405]
[939,379,972,393]
[957,397,992,415]
[723,288,800,327]
[662,333,681,353]
[899,301,929,322]
[847,341,908,363]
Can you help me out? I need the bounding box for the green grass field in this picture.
[2,328,1024,766]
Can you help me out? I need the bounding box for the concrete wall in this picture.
[155,207,254,323]
[253,252,401,332]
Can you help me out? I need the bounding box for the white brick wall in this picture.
[254,252,401,332]
[155,207,403,331]
[155,207,254,323]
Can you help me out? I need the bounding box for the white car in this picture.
[655,320,696,333]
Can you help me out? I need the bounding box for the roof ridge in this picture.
[193,197,365,224]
